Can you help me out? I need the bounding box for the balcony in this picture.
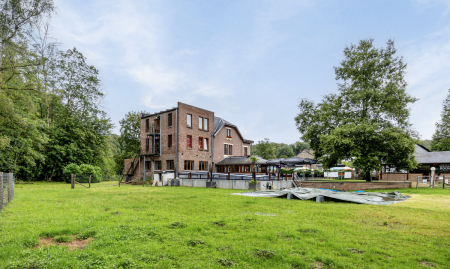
[146,124,160,135]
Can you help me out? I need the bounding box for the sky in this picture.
[51,0,450,144]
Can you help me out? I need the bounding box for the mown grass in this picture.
[0,182,449,268]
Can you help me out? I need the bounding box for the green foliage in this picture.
[118,111,142,154]
[295,39,418,180]
[251,138,276,160]
[249,178,259,184]
[281,168,294,174]
[418,140,432,151]
[431,89,450,151]
[63,163,101,183]
[276,144,295,158]
[290,141,310,155]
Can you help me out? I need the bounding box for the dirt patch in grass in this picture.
[347,248,364,254]
[419,261,434,267]
[37,236,93,250]
[311,261,325,269]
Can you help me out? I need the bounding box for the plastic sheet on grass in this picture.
[233,188,410,205]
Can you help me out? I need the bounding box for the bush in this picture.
[63,163,101,183]
[63,164,81,183]
[281,168,294,174]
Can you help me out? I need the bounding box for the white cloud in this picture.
[403,27,450,139]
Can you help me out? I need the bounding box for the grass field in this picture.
[0,182,449,268]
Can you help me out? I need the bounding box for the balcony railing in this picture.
[145,124,160,134]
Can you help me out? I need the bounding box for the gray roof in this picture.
[415,145,450,164]
[216,156,267,166]
[213,116,253,143]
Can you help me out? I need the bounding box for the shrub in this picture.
[63,163,101,183]
[63,164,81,183]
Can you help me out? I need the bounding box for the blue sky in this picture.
[52,0,450,144]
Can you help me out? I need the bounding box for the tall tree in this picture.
[114,111,144,174]
[295,39,418,181]
[431,89,450,151]
[276,144,295,158]
[0,0,54,90]
[251,138,276,160]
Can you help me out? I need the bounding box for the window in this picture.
[155,161,162,170]
[184,160,194,170]
[203,138,208,150]
[187,114,192,127]
[168,113,172,127]
[146,138,149,151]
[244,146,248,156]
[146,119,149,132]
[199,117,203,129]
[168,134,172,148]
[199,161,208,171]
[199,137,203,150]
[145,161,151,170]
[204,118,208,131]
[167,160,174,170]
[226,128,231,137]
[224,144,232,155]
[187,135,192,148]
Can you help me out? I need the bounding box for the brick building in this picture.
[124,102,253,181]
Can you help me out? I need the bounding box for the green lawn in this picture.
[1,182,449,268]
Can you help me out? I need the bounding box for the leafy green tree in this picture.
[276,144,295,158]
[251,138,276,160]
[295,39,418,181]
[431,89,450,151]
[0,0,55,90]
[118,112,142,154]
[290,141,310,155]
[114,111,144,174]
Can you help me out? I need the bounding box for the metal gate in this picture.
[434,175,449,189]
[416,176,431,188]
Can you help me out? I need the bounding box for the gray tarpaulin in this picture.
[233,188,410,205]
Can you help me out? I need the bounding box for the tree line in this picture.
[0,0,120,181]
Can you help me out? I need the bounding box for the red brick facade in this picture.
[213,125,251,163]
[126,102,252,180]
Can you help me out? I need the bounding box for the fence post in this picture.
[416,176,419,189]
[0,172,3,211]
[89,175,91,188]
[444,175,446,189]
[8,173,12,203]
[71,174,74,189]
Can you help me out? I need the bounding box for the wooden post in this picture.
[71,174,74,189]
[207,171,210,180]
[89,175,91,188]
[443,175,446,189]
[0,172,3,210]
[277,167,280,181]
[407,170,410,181]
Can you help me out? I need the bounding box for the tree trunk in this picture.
[364,170,372,182]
